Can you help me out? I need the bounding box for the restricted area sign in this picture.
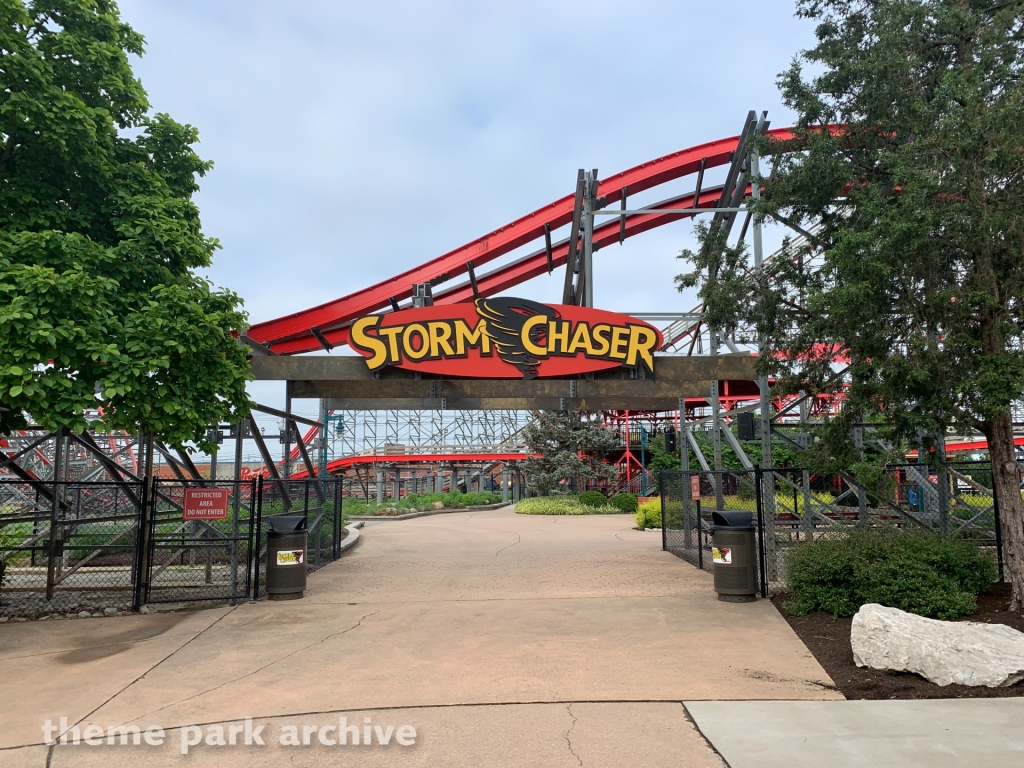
[182,488,230,521]
[690,475,701,501]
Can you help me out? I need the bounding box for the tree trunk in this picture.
[986,411,1024,611]
[976,255,1021,610]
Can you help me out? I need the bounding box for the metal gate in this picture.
[141,478,259,605]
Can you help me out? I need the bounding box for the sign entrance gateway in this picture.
[249,294,758,411]
[182,488,230,520]
[350,298,663,379]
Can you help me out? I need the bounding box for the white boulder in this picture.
[851,603,1024,688]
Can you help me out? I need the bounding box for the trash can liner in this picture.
[710,510,754,530]
[268,514,307,535]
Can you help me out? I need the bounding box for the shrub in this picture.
[609,493,638,513]
[635,498,662,529]
[785,529,997,620]
[460,491,502,507]
[342,490,500,517]
[515,497,619,515]
[578,490,607,508]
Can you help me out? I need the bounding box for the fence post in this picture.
[683,471,693,549]
[132,432,155,611]
[755,463,768,598]
[45,427,65,602]
[252,475,264,601]
[937,469,950,537]
[244,478,255,599]
[333,478,342,560]
[659,471,666,551]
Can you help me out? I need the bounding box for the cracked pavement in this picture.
[0,506,839,767]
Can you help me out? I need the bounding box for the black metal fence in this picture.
[0,476,350,618]
[660,469,767,594]
[250,478,344,600]
[661,461,1008,596]
[143,478,259,605]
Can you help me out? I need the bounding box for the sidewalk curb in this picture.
[337,521,364,554]
[348,502,510,522]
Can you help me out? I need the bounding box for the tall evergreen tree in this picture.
[678,0,1024,608]
[522,411,616,496]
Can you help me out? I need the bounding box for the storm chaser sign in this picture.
[349,298,663,379]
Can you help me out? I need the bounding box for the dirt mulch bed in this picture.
[773,582,1024,700]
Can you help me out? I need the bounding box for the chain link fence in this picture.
[251,478,345,600]
[145,478,259,605]
[0,479,143,617]
[661,461,1008,596]
[1,476,353,617]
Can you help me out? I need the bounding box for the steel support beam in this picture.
[249,416,291,511]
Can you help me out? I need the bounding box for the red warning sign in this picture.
[182,488,230,520]
[690,475,701,501]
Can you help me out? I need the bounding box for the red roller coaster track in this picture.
[248,128,797,355]
[252,125,982,480]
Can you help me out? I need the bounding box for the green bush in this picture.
[635,498,662,529]
[341,490,500,517]
[609,493,638,513]
[578,490,607,508]
[515,497,619,515]
[785,529,997,619]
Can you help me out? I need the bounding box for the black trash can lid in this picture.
[267,514,308,534]
[710,510,754,531]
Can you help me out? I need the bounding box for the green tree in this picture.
[522,411,617,495]
[646,432,682,474]
[678,0,1024,608]
[0,0,250,449]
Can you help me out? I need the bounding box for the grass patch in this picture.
[785,529,997,620]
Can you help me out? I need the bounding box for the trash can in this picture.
[265,514,308,600]
[709,510,758,602]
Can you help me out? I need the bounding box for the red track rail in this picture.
[288,452,534,479]
[248,128,796,355]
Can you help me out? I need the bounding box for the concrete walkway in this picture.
[2,507,837,766]
[687,699,1024,768]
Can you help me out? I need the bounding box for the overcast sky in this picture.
[116,0,818,456]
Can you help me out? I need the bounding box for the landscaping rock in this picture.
[78,611,91,619]
[0,617,8,623]
[139,605,150,615]
[851,603,1024,687]
[432,501,445,510]
[103,607,118,616]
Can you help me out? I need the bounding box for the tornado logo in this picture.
[475,297,558,379]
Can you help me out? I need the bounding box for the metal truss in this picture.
[330,409,531,458]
